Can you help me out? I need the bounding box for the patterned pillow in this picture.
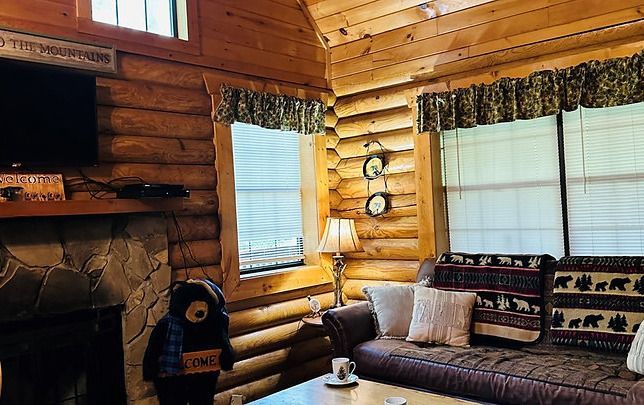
[433,252,554,344]
[551,256,644,353]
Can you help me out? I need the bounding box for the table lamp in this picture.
[318,217,363,308]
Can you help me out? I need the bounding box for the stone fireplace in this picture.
[0,214,171,404]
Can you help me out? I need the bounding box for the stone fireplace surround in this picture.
[0,214,171,405]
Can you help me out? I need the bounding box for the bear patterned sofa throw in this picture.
[551,256,644,353]
[433,252,555,344]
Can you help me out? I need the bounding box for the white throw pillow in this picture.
[362,285,415,339]
[627,322,644,374]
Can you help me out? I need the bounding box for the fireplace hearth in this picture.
[0,214,171,404]
[0,306,126,405]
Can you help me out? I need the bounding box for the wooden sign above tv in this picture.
[0,28,116,73]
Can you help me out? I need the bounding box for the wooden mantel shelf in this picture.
[0,198,184,219]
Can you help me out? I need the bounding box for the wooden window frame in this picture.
[75,0,201,55]
[204,72,332,302]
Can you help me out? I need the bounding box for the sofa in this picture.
[322,259,644,405]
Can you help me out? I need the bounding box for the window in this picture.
[91,0,188,39]
[440,102,644,257]
[441,116,565,257]
[231,123,305,273]
[563,103,644,255]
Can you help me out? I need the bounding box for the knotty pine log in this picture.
[214,355,331,405]
[335,106,412,138]
[345,239,419,261]
[344,279,411,300]
[117,53,207,90]
[96,77,211,115]
[328,169,341,190]
[334,88,409,118]
[169,239,222,269]
[325,109,339,128]
[336,172,415,199]
[97,106,214,140]
[217,336,332,391]
[326,149,341,169]
[167,215,219,243]
[354,216,418,239]
[64,163,216,190]
[175,191,218,216]
[173,265,224,284]
[325,129,340,149]
[335,193,417,219]
[229,292,334,337]
[99,135,215,165]
[327,92,337,107]
[227,283,333,313]
[334,128,414,159]
[329,190,343,210]
[230,319,327,360]
[209,0,314,30]
[344,259,419,282]
[335,150,414,179]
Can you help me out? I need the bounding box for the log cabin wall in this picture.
[310,0,644,300]
[0,1,333,403]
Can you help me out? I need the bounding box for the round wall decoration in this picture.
[363,154,386,179]
[365,192,389,217]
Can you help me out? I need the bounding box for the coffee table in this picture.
[248,375,481,404]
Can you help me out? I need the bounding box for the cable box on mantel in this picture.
[117,184,190,199]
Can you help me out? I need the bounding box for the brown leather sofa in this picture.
[322,261,644,405]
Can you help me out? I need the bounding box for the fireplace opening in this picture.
[0,306,127,405]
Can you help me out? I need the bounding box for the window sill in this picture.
[228,264,332,302]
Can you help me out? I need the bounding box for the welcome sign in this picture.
[180,349,222,375]
[0,28,116,73]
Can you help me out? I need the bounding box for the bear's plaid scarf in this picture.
[158,314,184,375]
[434,252,554,344]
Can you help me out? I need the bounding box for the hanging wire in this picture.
[579,107,588,194]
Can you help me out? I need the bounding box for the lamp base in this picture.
[332,253,346,308]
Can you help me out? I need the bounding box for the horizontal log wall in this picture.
[319,0,644,301]
[0,2,331,403]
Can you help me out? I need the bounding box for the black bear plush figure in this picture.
[143,279,235,405]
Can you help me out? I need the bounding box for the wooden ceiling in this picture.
[302,0,644,96]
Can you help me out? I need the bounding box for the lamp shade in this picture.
[317,217,363,254]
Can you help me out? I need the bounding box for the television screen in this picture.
[0,59,98,167]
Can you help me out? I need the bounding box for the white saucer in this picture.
[322,373,359,386]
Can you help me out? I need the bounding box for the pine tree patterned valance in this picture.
[416,51,643,133]
[215,84,326,135]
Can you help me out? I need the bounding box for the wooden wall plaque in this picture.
[0,28,116,73]
[0,173,65,201]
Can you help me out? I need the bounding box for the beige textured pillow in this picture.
[362,285,415,339]
[406,286,476,347]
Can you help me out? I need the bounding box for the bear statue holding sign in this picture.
[143,279,235,405]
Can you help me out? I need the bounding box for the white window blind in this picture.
[231,122,304,272]
[563,103,644,255]
[442,116,565,257]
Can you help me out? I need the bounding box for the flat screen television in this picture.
[0,59,98,167]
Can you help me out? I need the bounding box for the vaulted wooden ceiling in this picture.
[302,0,644,96]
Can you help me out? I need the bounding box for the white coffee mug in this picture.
[384,397,407,405]
[331,357,356,382]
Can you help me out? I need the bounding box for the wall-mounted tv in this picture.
[0,59,98,167]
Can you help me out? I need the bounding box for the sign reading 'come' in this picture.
[0,28,116,73]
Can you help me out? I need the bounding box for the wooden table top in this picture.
[248,375,481,405]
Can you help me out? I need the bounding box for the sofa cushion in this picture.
[551,256,644,353]
[353,339,640,405]
[433,252,554,344]
[406,287,476,347]
[362,284,415,339]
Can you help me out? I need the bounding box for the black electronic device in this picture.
[117,184,190,199]
[0,59,98,167]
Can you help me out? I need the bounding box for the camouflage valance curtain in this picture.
[215,84,326,135]
[417,50,643,133]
